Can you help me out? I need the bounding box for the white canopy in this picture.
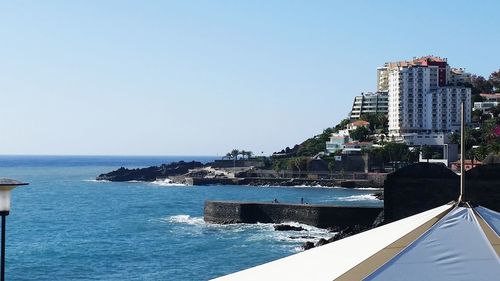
[211,204,500,281]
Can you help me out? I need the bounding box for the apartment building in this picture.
[449,68,472,85]
[349,92,389,120]
[384,56,471,136]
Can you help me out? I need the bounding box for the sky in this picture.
[1,0,499,156]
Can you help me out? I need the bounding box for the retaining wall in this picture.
[204,201,383,228]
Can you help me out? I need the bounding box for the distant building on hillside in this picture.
[480,93,500,102]
[474,101,499,113]
[349,92,389,120]
[449,68,472,85]
[347,120,370,131]
[342,141,373,155]
[325,131,349,154]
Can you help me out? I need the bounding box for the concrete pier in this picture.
[204,201,383,228]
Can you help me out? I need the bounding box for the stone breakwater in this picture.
[204,201,383,229]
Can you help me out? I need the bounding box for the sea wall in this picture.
[204,201,383,228]
[384,163,500,222]
[210,160,266,168]
[185,177,383,188]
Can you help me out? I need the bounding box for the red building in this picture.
[413,56,449,87]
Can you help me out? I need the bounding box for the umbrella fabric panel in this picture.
[475,206,500,235]
[365,207,500,281]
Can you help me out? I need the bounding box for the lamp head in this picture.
[0,179,28,213]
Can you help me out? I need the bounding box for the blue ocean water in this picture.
[0,156,382,281]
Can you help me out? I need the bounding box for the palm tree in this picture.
[230,149,239,169]
[488,142,500,155]
[240,150,247,160]
[246,151,253,160]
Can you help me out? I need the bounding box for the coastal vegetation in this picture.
[468,69,500,95]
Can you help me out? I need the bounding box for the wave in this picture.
[163,215,334,252]
[339,194,378,201]
[166,215,205,226]
[353,187,383,191]
[151,178,187,187]
[83,179,110,182]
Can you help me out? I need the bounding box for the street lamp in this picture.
[0,179,28,281]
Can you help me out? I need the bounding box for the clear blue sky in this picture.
[1,0,499,156]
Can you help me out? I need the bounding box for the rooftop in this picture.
[350,120,370,126]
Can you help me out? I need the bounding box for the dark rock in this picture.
[374,191,384,200]
[315,238,328,247]
[274,224,306,231]
[302,241,315,251]
[289,236,316,240]
[96,161,203,182]
[372,210,385,227]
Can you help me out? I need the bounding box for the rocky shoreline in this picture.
[96,161,385,189]
[96,161,204,182]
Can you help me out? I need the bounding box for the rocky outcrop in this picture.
[96,161,204,182]
[301,225,372,250]
[273,224,306,231]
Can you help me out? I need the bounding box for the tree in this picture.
[327,161,335,178]
[240,150,247,160]
[230,149,239,169]
[472,110,482,123]
[407,147,420,163]
[360,113,388,132]
[489,69,500,92]
[288,157,308,178]
[379,134,386,145]
[492,105,500,117]
[335,119,350,131]
[488,141,500,155]
[472,94,484,103]
[384,143,410,167]
[350,126,370,141]
[449,132,460,144]
[475,145,488,160]
[421,145,433,163]
[470,75,493,94]
[245,151,253,159]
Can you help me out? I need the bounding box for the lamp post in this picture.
[0,179,28,281]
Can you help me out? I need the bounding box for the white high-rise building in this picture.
[385,57,471,137]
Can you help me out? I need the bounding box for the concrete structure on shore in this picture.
[204,201,382,229]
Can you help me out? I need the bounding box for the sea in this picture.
[0,156,382,281]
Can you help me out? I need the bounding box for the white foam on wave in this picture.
[151,178,187,187]
[83,179,110,182]
[163,214,334,252]
[292,184,324,188]
[339,194,378,201]
[166,215,205,226]
[353,187,383,191]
